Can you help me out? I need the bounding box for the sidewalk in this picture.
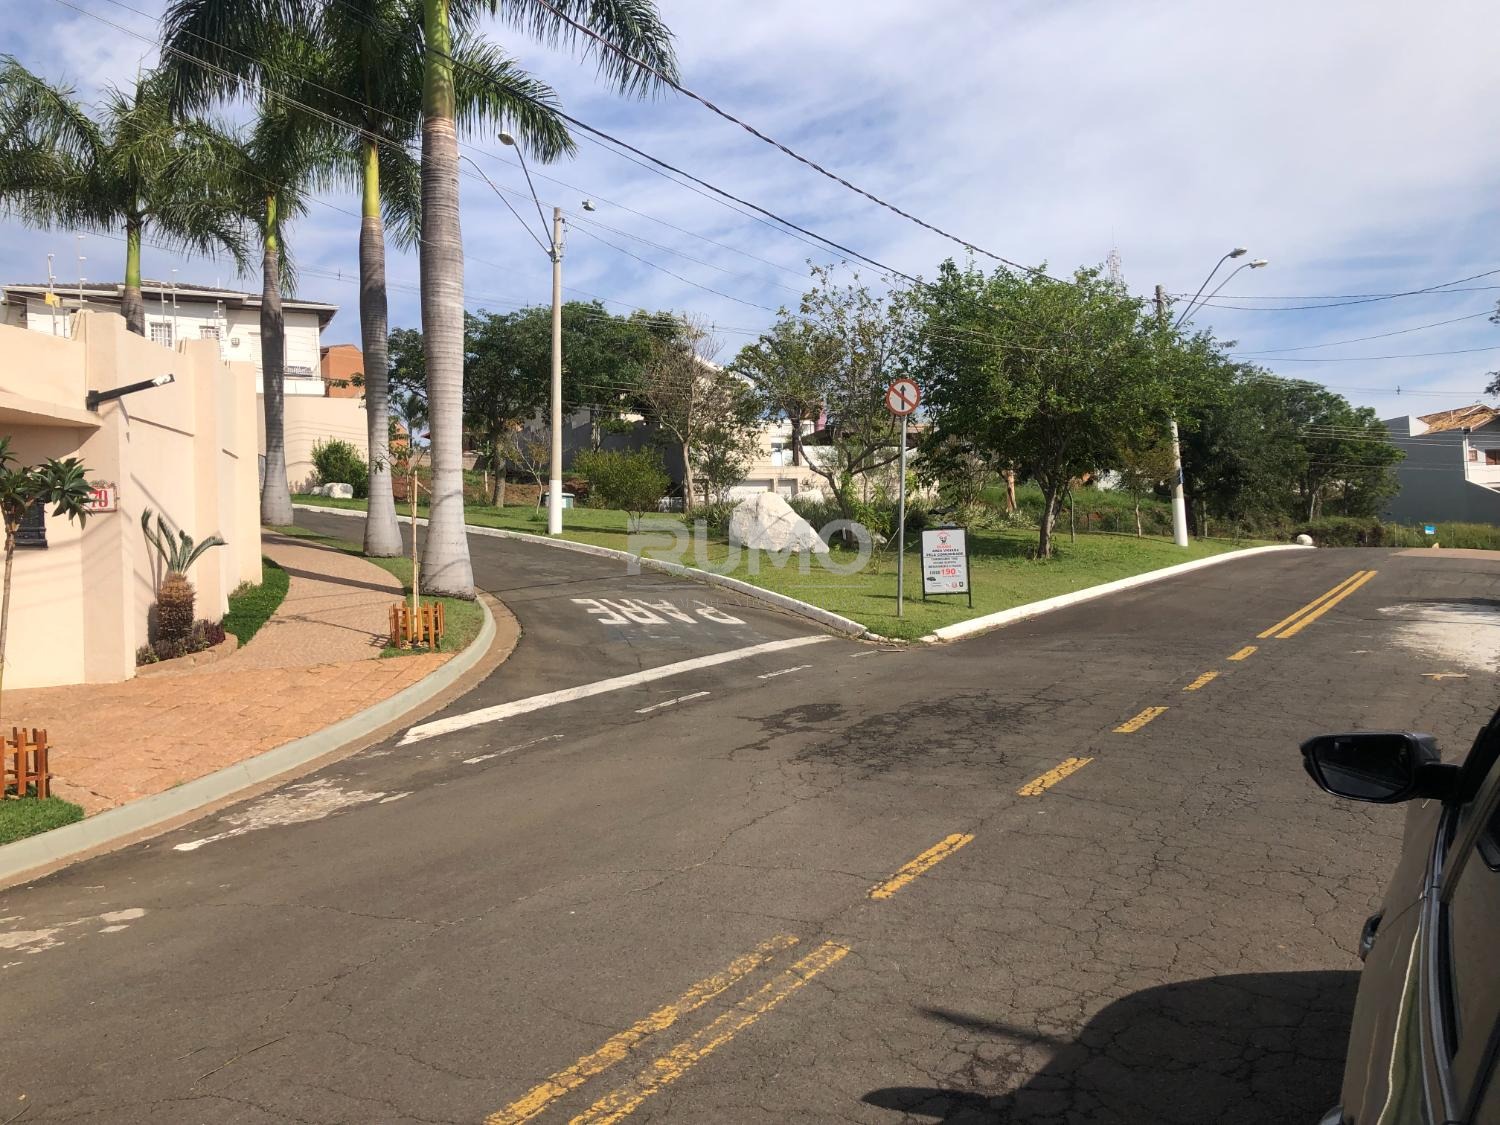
[8,535,448,814]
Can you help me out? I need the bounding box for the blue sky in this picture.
[7,0,1500,420]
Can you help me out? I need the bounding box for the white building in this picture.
[1,281,338,396]
[2,280,368,493]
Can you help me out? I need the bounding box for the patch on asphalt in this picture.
[173,778,409,852]
[1379,600,1500,673]
[775,694,1037,775]
[1,907,147,963]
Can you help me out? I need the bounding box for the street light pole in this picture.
[548,206,564,536]
[1156,284,1191,548]
[1158,250,1268,548]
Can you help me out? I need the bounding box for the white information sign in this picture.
[920,527,969,595]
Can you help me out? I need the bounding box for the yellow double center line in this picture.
[1257,570,1378,639]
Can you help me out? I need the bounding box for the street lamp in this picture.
[496,131,568,536]
[1159,251,1269,548]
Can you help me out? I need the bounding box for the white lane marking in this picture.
[463,734,565,765]
[635,691,711,714]
[400,635,833,745]
[757,664,811,680]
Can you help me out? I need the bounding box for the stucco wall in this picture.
[1,313,262,689]
[258,394,369,493]
[1381,416,1500,525]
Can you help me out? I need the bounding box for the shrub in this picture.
[135,643,159,666]
[153,637,188,661]
[573,449,669,527]
[311,438,369,499]
[188,619,227,652]
[1291,517,1394,547]
[696,500,738,539]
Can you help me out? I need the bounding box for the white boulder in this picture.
[1294,533,1314,546]
[727,492,829,554]
[324,482,355,499]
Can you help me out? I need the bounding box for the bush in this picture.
[153,637,188,661]
[311,438,369,499]
[135,643,159,666]
[696,500,738,539]
[1291,517,1396,547]
[573,449,669,526]
[189,619,227,652]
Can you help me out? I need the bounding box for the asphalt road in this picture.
[3,519,1496,1125]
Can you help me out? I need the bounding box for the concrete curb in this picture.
[923,543,1315,643]
[0,597,496,886]
[293,503,869,638]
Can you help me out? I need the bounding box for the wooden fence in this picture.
[389,601,446,650]
[4,727,50,799]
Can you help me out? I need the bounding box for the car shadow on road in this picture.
[862,970,1358,1124]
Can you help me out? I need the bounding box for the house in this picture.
[2,281,368,492]
[1381,405,1500,525]
[0,310,261,688]
[727,419,823,501]
[320,343,365,398]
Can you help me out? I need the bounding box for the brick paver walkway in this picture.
[8,534,450,813]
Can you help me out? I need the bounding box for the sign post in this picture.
[885,378,921,618]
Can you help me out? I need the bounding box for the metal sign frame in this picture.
[920,524,973,608]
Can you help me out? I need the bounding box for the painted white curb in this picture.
[294,504,869,637]
[0,598,495,886]
[925,543,1315,642]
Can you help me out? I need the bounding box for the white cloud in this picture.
[5,0,1500,419]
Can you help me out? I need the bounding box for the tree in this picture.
[791,267,919,526]
[0,59,248,335]
[1116,439,1175,536]
[691,385,760,506]
[0,438,91,714]
[226,102,343,526]
[574,448,668,530]
[916,260,1175,558]
[163,0,574,559]
[464,310,550,504]
[733,317,832,467]
[637,318,757,513]
[498,428,550,507]
[414,0,678,597]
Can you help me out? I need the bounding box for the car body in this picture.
[1304,710,1500,1124]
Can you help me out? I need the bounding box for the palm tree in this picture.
[0,438,92,716]
[162,1,573,559]
[227,97,346,525]
[415,0,678,596]
[0,58,247,335]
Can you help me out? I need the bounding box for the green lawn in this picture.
[0,794,84,845]
[293,494,1262,641]
[221,557,290,644]
[270,524,485,656]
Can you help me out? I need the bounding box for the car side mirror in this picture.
[1301,732,1460,804]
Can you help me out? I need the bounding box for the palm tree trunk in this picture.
[359,142,402,557]
[122,218,146,336]
[418,0,474,597]
[260,198,294,525]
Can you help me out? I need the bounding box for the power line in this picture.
[523,0,1043,275]
[1235,310,1497,355]
[1188,268,1500,311]
[1240,344,1500,363]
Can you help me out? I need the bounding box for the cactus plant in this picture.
[140,509,225,644]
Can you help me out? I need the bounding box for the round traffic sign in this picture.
[886,378,921,417]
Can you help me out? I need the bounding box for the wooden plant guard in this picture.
[390,601,445,649]
[4,727,51,799]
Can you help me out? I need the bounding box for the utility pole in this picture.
[548,206,564,536]
[1156,284,1190,548]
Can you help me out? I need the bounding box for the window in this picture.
[199,325,220,340]
[149,321,173,348]
[16,501,46,548]
[1485,449,1500,465]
